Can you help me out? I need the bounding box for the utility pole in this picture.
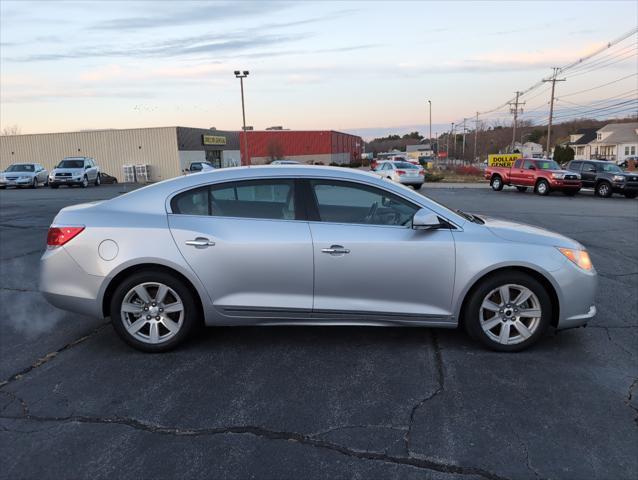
[509,91,525,152]
[462,118,467,158]
[543,67,566,158]
[234,70,250,166]
[473,112,479,162]
[451,122,455,158]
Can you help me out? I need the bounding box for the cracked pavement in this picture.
[0,185,636,479]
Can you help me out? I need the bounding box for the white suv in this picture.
[49,157,101,188]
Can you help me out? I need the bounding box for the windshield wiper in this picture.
[456,209,484,224]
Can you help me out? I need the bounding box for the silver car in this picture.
[40,166,597,352]
[373,161,425,189]
[0,163,49,189]
[49,157,101,188]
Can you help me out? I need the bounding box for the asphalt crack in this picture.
[404,330,445,457]
[0,287,39,293]
[0,412,511,480]
[0,321,110,389]
[626,378,638,427]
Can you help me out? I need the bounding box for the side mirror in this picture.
[528,165,536,170]
[85,165,90,170]
[412,209,442,230]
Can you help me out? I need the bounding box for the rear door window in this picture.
[523,160,536,169]
[513,159,523,168]
[171,180,296,220]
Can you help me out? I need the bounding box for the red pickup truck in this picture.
[485,158,582,196]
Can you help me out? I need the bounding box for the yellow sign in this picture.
[202,135,227,146]
[488,153,522,167]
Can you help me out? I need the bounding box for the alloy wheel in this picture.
[479,284,542,346]
[120,282,184,344]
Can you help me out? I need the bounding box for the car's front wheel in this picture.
[95,173,101,186]
[81,176,89,188]
[464,271,552,352]
[110,270,199,352]
[595,181,612,198]
[535,179,550,196]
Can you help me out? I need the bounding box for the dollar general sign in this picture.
[488,153,522,167]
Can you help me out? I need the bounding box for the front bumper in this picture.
[49,177,83,186]
[40,247,104,318]
[552,259,597,329]
[548,179,581,190]
[0,178,33,186]
[612,182,638,193]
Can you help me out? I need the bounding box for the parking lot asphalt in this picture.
[0,183,636,480]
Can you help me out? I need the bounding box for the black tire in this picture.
[624,192,637,199]
[463,271,552,352]
[412,184,423,190]
[562,189,579,196]
[110,270,199,352]
[95,173,101,186]
[491,175,503,191]
[595,181,612,198]
[516,186,527,192]
[50,184,59,189]
[30,178,37,189]
[81,176,88,188]
[534,179,550,196]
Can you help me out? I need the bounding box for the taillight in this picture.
[396,170,406,175]
[418,169,425,175]
[47,226,85,247]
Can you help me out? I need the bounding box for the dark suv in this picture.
[566,160,638,198]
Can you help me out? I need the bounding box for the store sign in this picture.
[488,153,522,167]
[202,135,227,146]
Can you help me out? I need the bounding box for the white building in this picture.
[512,141,543,158]
[588,122,638,163]
[566,128,598,160]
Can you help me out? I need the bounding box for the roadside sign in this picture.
[488,153,522,167]
[438,151,448,159]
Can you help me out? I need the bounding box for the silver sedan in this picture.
[0,163,49,188]
[40,166,597,352]
[373,161,425,189]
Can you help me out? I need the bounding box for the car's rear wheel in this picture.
[534,179,550,196]
[464,271,551,352]
[412,184,423,190]
[491,175,503,191]
[595,181,612,198]
[110,270,198,352]
[516,186,527,192]
[624,192,637,199]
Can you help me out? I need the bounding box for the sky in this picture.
[1,0,637,139]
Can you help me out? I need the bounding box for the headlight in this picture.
[19,175,31,180]
[612,175,625,182]
[551,173,565,179]
[558,248,593,271]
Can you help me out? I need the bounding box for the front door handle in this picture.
[185,237,216,248]
[321,245,350,255]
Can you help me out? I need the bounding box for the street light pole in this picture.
[428,100,432,151]
[234,70,250,166]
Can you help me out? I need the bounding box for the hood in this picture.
[1,171,35,177]
[481,216,582,249]
[618,171,638,180]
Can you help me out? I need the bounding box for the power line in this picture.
[558,73,638,97]
[562,43,638,75]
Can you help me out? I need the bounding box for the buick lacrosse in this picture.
[40,166,597,352]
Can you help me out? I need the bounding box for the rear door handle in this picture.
[321,245,350,255]
[185,237,216,248]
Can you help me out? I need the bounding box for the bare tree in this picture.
[1,125,21,136]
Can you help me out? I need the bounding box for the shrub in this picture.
[454,165,481,176]
[425,173,445,182]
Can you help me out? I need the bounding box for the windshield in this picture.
[598,163,623,173]
[6,164,34,172]
[58,160,84,169]
[536,160,561,170]
[393,162,418,169]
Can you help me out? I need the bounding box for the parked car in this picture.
[270,160,301,165]
[373,161,425,189]
[0,163,48,189]
[617,156,637,169]
[41,166,597,353]
[566,160,638,198]
[49,157,100,188]
[99,173,118,184]
[185,161,215,174]
[486,158,581,196]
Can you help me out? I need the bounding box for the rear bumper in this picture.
[397,176,425,185]
[40,247,104,317]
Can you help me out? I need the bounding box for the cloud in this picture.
[1,87,156,103]
[92,1,289,30]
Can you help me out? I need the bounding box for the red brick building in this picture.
[239,130,363,166]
